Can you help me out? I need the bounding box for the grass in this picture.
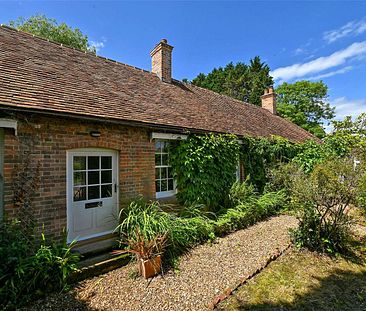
[217,231,366,310]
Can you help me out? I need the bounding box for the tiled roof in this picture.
[0,25,315,143]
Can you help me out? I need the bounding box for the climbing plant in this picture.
[169,134,240,210]
[240,136,299,192]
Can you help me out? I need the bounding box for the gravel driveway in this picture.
[26,215,297,311]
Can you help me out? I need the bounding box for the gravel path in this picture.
[26,215,297,311]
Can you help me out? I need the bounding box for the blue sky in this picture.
[2,1,366,123]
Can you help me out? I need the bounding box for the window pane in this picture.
[168,179,174,191]
[162,154,168,166]
[101,170,112,183]
[155,180,160,192]
[88,156,99,170]
[168,168,173,178]
[161,179,167,192]
[162,141,169,153]
[101,184,112,198]
[74,172,86,186]
[73,186,86,201]
[155,141,162,152]
[155,168,160,180]
[73,156,86,170]
[161,167,167,179]
[88,185,100,200]
[155,154,161,166]
[101,156,112,169]
[88,171,100,185]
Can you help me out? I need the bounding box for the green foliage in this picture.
[118,190,286,263]
[289,159,364,254]
[215,190,286,236]
[240,136,299,191]
[0,220,79,309]
[276,81,335,138]
[228,179,256,207]
[117,199,215,261]
[192,56,273,106]
[169,134,240,210]
[8,14,95,53]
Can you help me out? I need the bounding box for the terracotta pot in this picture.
[138,255,162,278]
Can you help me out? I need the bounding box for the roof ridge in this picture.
[0,24,155,76]
[184,81,317,140]
[185,81,265,111]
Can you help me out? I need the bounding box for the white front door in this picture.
[67,149,119,243]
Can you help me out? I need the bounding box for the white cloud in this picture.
[307,66,353,81]
[324,17,366,43]
[294,48,305,55]
[89,40,106,53]
[271,41,366,81]
[332,97,366,120]
[325,96,366,133]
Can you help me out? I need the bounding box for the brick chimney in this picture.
[261,87,276,115]
[150,39,173,83]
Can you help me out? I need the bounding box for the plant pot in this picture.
[138,255,162,278]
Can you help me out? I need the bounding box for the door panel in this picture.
[67,149,118,242]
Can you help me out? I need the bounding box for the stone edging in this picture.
[207,243,292,310]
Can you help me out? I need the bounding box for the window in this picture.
[155,140,176,198]
[73,155,113,202]
[235,160,241,182]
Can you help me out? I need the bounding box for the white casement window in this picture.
[235,160,241,182]
[155,140,176,198]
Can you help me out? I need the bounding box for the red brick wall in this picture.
[3,114,155,239]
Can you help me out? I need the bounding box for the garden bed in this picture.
[25,215,297,311]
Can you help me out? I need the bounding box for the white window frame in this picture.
[0,119,17,135]
[155,139,177,199]
[235,160,241,182]
[152,133,187,199]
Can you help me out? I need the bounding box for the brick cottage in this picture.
[0,26,314,246]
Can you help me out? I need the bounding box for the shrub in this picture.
[290,158,363,254]
[215,190,286,236]
[228,179,256,208]
[0,221,79,309]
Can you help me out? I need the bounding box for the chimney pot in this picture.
[261,87,277,115]
[150,39,174,83]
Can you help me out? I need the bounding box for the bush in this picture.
[0,220,79,309]
[228,179,256,208]
[290,158,362,254]
[215,189,286,236]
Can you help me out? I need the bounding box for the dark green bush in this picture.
[0,220,79,309]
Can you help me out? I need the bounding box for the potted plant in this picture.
[113,230,167,278]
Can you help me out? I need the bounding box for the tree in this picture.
[275,81,335,138]
[8,15,95,53]
[192,56,273,106]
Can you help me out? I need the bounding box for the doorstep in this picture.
[72,233,118,257]
[70,233,131,282]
